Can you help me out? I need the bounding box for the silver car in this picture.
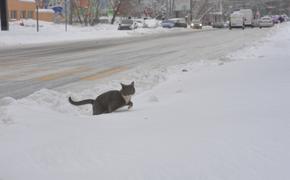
[259,16,274,28]
[118,19,137,30]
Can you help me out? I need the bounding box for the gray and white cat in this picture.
[69,82,135,115]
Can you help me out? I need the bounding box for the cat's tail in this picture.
[68,97,94,106]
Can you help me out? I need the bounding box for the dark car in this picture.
[118,19,137,30]
[161,18,187,28]
[171,18,187,28]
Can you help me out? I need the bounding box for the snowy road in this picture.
[0,27,272,98]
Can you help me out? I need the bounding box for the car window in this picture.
[121,19,133,24]
[162,20,174,23]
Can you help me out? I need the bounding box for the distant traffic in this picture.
[117,9,289,31]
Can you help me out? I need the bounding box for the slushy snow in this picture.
[0,23,290,180]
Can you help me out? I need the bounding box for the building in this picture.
[7,0,54,22]
[79,0,89,8]
[42,0,89,8]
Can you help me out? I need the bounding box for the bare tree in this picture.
[110,0,140,24]
[70,0,83,24]
[70,0,101,26]
[111,0,122,24]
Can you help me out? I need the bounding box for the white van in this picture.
[229,12,245,29]
[239,9,254,27]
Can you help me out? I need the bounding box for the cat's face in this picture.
[121,82,135,96]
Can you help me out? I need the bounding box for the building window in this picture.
[20,11,26,19]
[27,11,34,19]
[10,10,17,20]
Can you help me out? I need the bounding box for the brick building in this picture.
[43,0,89,8]
[7,0,54,22]
[79,0,89,8]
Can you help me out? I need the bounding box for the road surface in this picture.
[0,27,271,99]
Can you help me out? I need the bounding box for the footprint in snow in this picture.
[148,95,159,103]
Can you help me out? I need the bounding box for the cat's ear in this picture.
[120,83,125,87]
[131,81,135,86]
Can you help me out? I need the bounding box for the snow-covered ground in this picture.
[0,23,290,180]
[0,19,197,48]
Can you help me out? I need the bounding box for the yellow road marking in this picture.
[0,61,25,68]
[81,66,128,81]
[37,67,91,81]
[0,68,49,80]
[1,66,127,81]
[0,74,18,80]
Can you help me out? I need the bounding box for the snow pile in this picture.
[0,23,290,180]
[0,19,189,48]
[143,19,160,28]
[38,9,54,13]
[0,97,16,124]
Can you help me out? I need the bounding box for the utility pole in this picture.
[190,0,193,22]
[69,0,73,25]
[166,0,168,18]
[65,0,67,31]
[36,0,39,32]
[169,0,172,17]
[172,0,175,17]
[0,0,9,31]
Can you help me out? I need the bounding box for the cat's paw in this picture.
[128,102,133,109]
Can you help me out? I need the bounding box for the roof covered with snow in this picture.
[19,0,35,3]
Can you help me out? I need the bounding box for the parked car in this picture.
[278,15,285,23]
[118,19,137,30]
[170,18,187,28]
[134,19,145,28]
[161,18,187,28]
[281,14,289,21]
[161,20,175,28]
[212,21,228,28]
[190,20,202,29]
[272,15,280,24]
[259,16,274,28]
[239,9,254,27]
[229,12,245,29]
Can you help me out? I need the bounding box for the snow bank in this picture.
[0,19,189,48]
